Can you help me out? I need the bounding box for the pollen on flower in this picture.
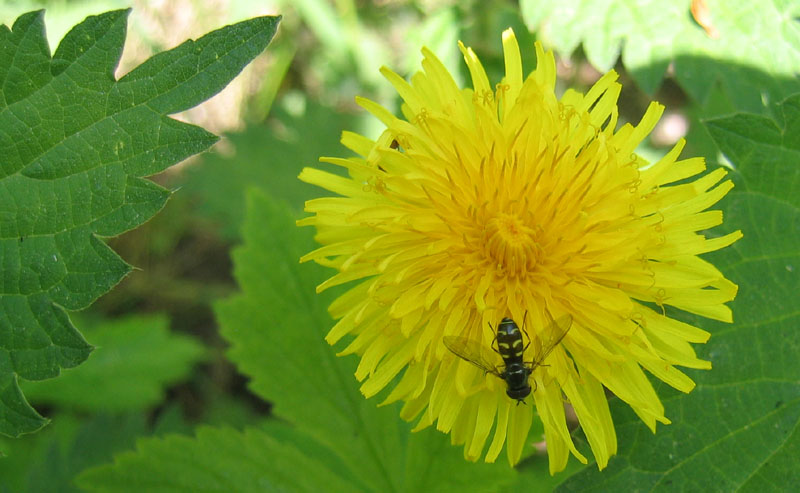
[298,28,741,473]
[482,212,542,275]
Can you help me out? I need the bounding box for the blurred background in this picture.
[1,0,797,490]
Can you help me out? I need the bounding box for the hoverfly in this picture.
[443,315,572,403]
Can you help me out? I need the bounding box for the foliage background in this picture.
[0,0,798,491]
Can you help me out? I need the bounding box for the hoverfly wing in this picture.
[443,336,501,377]
[531,314,572,367]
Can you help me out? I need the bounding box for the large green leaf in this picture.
[21,314,205,412]
[76,425,359,493]
[0,10,279,436]
[520,0,800,111]
[556,95,800,491]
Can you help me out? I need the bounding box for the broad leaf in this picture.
[21,314,205,412]
[76,425,359,493]
[520,0,800,111]
[0,10,279,436]
[557,95,800,490]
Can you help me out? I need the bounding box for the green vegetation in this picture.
[1,1,798,491]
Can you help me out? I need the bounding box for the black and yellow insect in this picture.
[443,315,572,403]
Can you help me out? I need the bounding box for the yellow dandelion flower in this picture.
[297,29,742,473]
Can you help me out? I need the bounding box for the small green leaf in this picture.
[0,10,279,436]
[520,0,800,109]
[21,314,206,412]
[76,425,359,493]
[215,190,513,492]
[557,94,800,490]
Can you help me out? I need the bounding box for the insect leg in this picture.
[487,321,501,356]
[521,310,531,352]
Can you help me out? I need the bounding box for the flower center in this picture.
[482,213,541,276]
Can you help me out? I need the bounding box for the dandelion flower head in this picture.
[298,29,741,472]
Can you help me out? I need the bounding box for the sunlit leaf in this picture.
[521,0,800,111]
[0,9,279,436]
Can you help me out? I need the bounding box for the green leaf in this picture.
[76,425,360,493]
[557,95,800,490]
[216,189,403,490]
[21,314,206,412]
[520,0,800,110]
[0,10,279,436]
[214,189,514,491]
